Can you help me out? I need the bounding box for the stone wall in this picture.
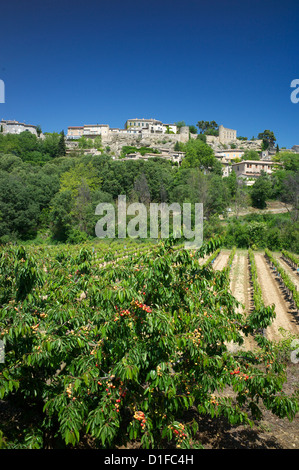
[100,126,190,156]
[206,134,262,152]
[1,120,38,136]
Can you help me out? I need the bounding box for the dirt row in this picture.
[213,250,299,345]
[229,251,256,351]
[254,252,299,341]
[212,249,299,450]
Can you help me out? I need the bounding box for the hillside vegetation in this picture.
[0,132,298,251]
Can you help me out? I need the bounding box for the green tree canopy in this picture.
[57,130,66,157]
[242,149,261,161]
[180,139,221,173]
[59,162,102,197]
[274,152,299,172]
[257,130,276,150]
[196,120,219,135]
[250,172,273,209]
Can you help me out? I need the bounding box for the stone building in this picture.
[67,124,109,139]
[218,125,237,144]
[124,118,162,131]
[0,119,38,136]
[124,118,177,135]
[67,126,84,139]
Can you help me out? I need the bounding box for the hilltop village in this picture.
[1,117,298,186]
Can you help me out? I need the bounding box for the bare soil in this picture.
[212,251,230,271]
[209,249,299,450]
[254,252,299,341]
[227,200,293,217]
[229,251,256,351]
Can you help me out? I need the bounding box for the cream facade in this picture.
[67,124,109,139]
[67,118,178,140]
[124,118,177,135]
[83,124,109,137]
[231,160,279,185]
[67,126,84,138]
[125,118,162,130]
[215,149,245,162]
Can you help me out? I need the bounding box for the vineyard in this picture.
[0,238,299,449]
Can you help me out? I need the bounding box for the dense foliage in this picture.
[0,238,298,449]
[0,132,298,251]
[224,213,299,253]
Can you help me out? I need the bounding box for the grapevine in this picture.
[265,249,299,312]
[247,248,276,334]
[281,250,299,272]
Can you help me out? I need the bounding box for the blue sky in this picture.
[0,0,298,147]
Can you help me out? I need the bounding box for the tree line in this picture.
[0,131,297,251]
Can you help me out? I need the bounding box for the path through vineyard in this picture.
[254,252,299,341]
[210,249,299,450]
[229,250,256,351]
[213,249,299,348]
[212,251,229,271]
[213,250,256,351]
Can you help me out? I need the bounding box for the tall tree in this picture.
[257,130,276,150]
[36,125,42,137]
[243,149,260,161]
[134,173,151,205]
[188,125,198,134]
[250,172,272,209]
[59,162,102,197]
[174,121,186,132]
[281,172,299,221]
[196,120,219,135]
[180,138,220,173]
[57,130,66,157]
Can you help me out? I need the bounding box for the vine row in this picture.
[247,249,276,335]
[281,250,299,273]
[265,249,299,312]
[201,247,221,268]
